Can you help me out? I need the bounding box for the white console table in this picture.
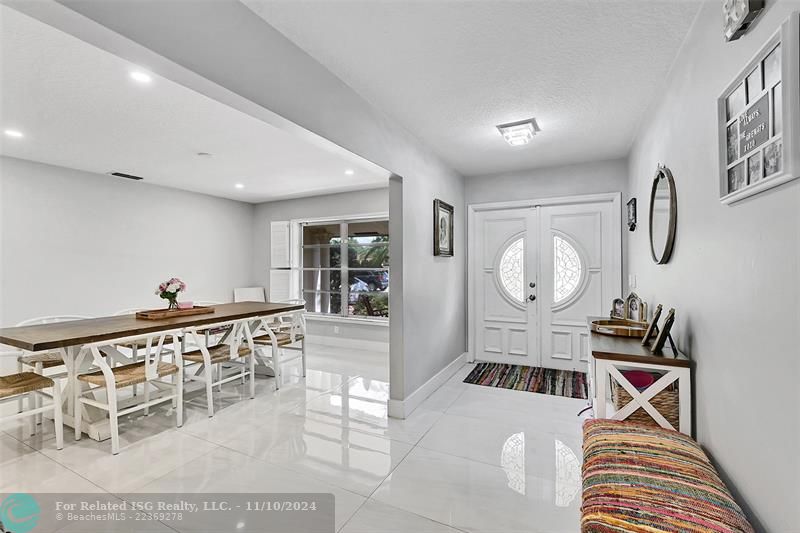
[586,317,692,435]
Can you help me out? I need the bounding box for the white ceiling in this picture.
[244,0,702,177]
[0,6,389,203]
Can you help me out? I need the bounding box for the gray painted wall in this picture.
[52,0,466,400]
[0,156,255,324]
[627,3,800,530]
[253,188,390,343]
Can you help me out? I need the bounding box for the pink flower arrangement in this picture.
[156,277,186,309]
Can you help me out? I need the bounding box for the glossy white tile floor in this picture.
[1,345,589,533]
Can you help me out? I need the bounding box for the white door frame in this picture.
[467,192,622,363]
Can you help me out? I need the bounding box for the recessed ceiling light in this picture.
[4,129,24,138]
[496,118,540,146]
[130,71,152,84]
[344,169,355,176]
[235,183,245,189]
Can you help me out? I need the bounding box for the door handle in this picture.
[528,294,536,302]
[529,282,536,288]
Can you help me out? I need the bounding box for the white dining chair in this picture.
[113,307,181,349]
[182,318,255,417]
[233,287,266,303]
[249,310,306,390]
[184,300,225,360]
[74,330,183,455]
[112,308,176,399]
[16,315,94,374]
[0,369,63,449]
[271,299,306,332]
[194,300,223,307]
[14,315,93,423]
[158,300,227,391]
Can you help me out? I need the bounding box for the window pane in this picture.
[498,237,524,303]
[303,245,341,268]
[349,243,389,268]
[348,220,388,241]
[348,220,389,268]
[348,270,389,292]
[303,269,341,292]
[301,219,389,319]
[553,236,582,303]
[303,224,341,245]
[349,292,389,317]
[304,291,341,314]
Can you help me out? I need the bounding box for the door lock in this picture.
[528,294,536,302]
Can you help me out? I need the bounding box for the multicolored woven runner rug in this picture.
[464,362,588,399]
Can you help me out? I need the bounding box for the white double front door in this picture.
[470,195,621,371]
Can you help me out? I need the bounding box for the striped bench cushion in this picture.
[582,419,753,533]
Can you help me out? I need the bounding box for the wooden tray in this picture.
[135,306,215,320]
[590,319,648,338]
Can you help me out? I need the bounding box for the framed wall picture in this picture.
[610,298,625,319]
[433,199,454,257]
[651,308,676,354]
[641,304,663,347]
[626,198,637,231]
[718,13,800,204]
[625,292,644,322]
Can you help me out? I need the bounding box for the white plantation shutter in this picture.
[269,220,296,302]
[269,270,291,302]
[270,221,291,268]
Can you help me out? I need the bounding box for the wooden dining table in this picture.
[0,302,303,441]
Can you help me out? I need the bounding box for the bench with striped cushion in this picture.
[582,419,753,533]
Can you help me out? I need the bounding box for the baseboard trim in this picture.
[387,352,468,419]
[305,334,389,354]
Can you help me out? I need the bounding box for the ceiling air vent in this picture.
[108,172,144,181]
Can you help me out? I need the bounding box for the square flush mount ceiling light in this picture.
[496,118,540,146]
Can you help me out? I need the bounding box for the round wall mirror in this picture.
[649,165,677,264]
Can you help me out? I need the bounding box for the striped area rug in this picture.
[464,362,588,399]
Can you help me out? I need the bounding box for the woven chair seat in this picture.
[123,336,179,351]
[195,326,229,335]
[18,352,64,369]
[253,332,304,347]
[0,372,55,399]
[77,362,178,388]
[183,344,251,365]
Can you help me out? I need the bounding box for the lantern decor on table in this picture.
[155,277,186,310]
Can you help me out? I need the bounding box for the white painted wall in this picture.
[252,187,390,344]
[46,0,467,403]
[467,158,630,289]
[627,3,800,531]
[465,158,628,205]
[0,156,255,325]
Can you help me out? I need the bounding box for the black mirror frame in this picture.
[649,165,677,265]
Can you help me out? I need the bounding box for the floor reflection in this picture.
[554,439,580,507]
[501,432,526,495]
